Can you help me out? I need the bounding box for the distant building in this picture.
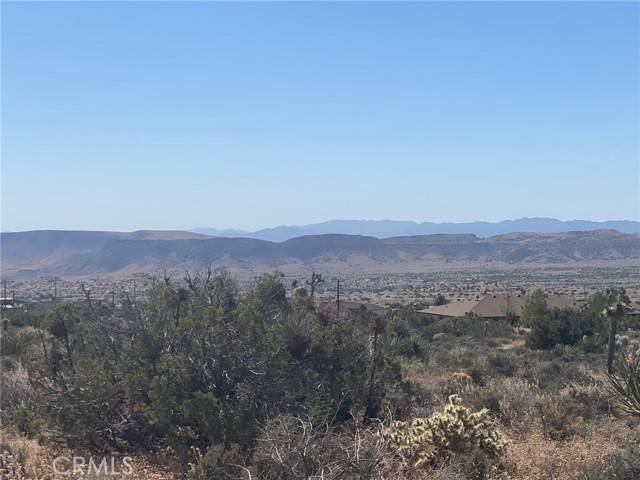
[321,299,388,317]
[418,293,583,320]
[627,303,640,317]
[338,300,388,315]
[0,296,16,310]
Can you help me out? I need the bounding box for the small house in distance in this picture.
[418,293,583,320]
[338,300,388,315]
[321,300,389,317]
[627,303,640,317]
[0,296,17,310]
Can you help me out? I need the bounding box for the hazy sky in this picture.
[2,2,639,232]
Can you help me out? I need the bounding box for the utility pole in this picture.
[2,280,6,314]
[336,278,340,320]
[133,280,137,304]
[54,277,57,301]
[607,312,618,375]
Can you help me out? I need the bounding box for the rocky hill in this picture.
[1,229,638,279]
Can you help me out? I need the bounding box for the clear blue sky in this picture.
[2,2,638,232]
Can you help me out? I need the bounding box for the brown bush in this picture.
[537,393,585,440]
[492,418,633,480]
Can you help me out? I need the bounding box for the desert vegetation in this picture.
[1,272,639,479]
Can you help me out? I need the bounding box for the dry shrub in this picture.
[440,377,476,401]
[0,364,37,413]
[561,382,612,420]
[537,393,585,440]
[464,377,540,430]
[535,382,612,441]
[247,412,472,480]
[252,414,394,480]
[253,414,329,479]
[451,372,473,382]
[491,417,633,480]
[0,431,177,480]
[578,431,640,480]
[493,378,540,428]
[0,432,50,480]
[412,371,476,406]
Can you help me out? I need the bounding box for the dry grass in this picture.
[405,344,638,480]
[492,418,634,480]
[0,431,177,480]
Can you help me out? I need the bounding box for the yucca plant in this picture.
[601,288,630,374]
[608,342,640,417]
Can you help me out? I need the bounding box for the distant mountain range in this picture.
[192,218,640,241]
[1,228,638,280]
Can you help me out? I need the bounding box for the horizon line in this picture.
[2,216,639,235]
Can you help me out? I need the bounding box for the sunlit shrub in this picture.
[383,394,506,469]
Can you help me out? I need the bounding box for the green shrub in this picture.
[524,290,597,350]
[0,330,34,358]
[5,308,41,328]
[7,405,42,439]
[521,356,592,390]
[487,352,517,377]
[434,294,447,306]
[187,444,247,480]
[12,271,411,458]
[578,333,606,354]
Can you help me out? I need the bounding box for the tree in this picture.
[521,289,547,327]
[25,270,410,457]
[305,272,324,298]
[434,294,447,306]
[43,302,85,371]
[524,289,594,350]
[500,296,519,327]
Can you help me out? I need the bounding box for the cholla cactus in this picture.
[383,395,506,468]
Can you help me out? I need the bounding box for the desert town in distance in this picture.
[3,263,639,315]
[2,1,639,479]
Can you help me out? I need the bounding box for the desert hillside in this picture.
[1,229,638,279]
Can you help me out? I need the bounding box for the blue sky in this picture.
[2,2,638,232]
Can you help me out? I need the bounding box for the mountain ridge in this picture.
[2,229,638,280]
[192,217,640,241]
